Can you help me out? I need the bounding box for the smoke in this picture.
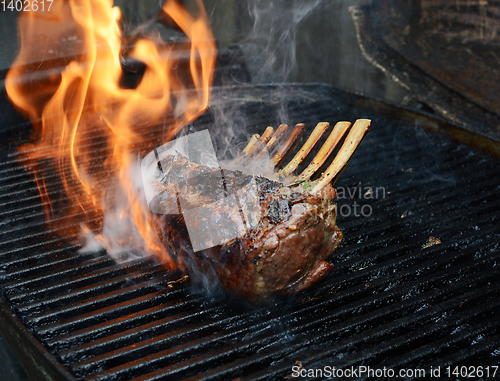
[239,0,323,83]
[79,155,170,264]
[392,121,458,188]
[204,104,252,161]
[200,0,324,165]
[92,160,147,259]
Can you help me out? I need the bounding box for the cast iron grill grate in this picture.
[0,84,499,380]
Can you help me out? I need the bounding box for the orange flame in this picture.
[6,0,216,264]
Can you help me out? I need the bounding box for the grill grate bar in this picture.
[430,333,500,368]
[329,208,500,288]
[1,147,496,263]
[22,214,499,352]
[339,141,488,184]
[0,245,83,275]
[70,239,499,379]
[244,293,500,381]
[339,195,500,257]
[2,251,98,286]
[23,267,172,323]
[292,287,500,370]
[353,161,497,209]
[218,265,500,381]
[65,306,256,375]
[12,262,166,313]
[336,164,497,225]
[0,206,101,243]
[0,84,499,380]
[14,204,499,356]
[33,280,192,335]
[0,217,101,255]
[0,116,172,167]
[0,234,81,259]
[308,215,500,309]
[329,225,499,304]
[337,174,499,241]
[52,298,219,355]
[384,309,500,369]
[0,174,93,206]
[3,256,114,295]
[119,282,500,381]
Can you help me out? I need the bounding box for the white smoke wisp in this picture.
[219,146,276,181]
[78,155,168,264]
[241,0,323,83]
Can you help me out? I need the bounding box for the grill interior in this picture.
[1,83,499,380]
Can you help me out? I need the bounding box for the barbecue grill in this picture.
[2,0,500,379]
[1,79,499,380]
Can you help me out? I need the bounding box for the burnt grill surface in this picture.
[0,84,499,380]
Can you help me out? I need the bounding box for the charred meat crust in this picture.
[153,155,343,303]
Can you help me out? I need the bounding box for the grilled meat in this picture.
[153,154,342,303]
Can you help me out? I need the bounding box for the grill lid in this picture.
[351,1,500,154]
